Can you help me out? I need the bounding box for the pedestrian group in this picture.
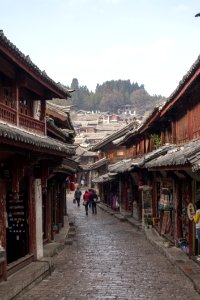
[74,187,98,216]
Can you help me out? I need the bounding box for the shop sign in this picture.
[187,203,195,221]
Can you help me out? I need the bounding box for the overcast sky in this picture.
[1,0,200,97]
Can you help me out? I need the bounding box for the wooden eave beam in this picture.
[0,55,16,79]
[123,131,142,147]
[161,67,200,117]
[18,74,45,97]
[46,108,67,122]
[0,137,67,157]
[122,113,160,146]
[139,111,160,133]
[148,165,191,171]
[0,45,69,99]
[47,127,66,142]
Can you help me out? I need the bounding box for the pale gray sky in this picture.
[1,0,200,97]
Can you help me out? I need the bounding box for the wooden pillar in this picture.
[175,180,183,241]
[119,179,122,212]
[28,176,36,256]
[40,100,46,134]
[0,180,6,249]
[41,163,48,193]
[61,181,66,223]
[15,85,19,127]
[188,108,192,141]
[46,188,51,241]
[0,179,7,281]
[189,180,195,257]
[161,131,165,145]
[152,179,157,218]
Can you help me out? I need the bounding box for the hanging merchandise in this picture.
[159,188,173,211]
[6,192,29,264]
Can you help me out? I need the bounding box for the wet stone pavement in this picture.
[15,194,200,300]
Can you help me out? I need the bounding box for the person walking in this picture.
[74,187,82,207]
[87,189,93,209]
[83,190,89,215]
[88,189,98,214]
[92,190,98,214]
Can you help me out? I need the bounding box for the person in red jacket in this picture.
[83,190,89,215]
[87,189,93,208]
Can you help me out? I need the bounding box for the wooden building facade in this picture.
[93,55,200,259]
[0,31,77,281]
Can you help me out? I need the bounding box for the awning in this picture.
[0,122,76,155]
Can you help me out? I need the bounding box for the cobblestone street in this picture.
[15,194,200,300]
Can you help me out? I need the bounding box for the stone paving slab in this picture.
[1,198,200,299]
[0,260,51,300]
[43,242,65,257]
[14,197,200,300]
[98,202,200,294]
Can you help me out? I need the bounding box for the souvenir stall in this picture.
[131,172,140,220]
[175,178,191,254]
[110,180,119,210]
[158,178,174,242]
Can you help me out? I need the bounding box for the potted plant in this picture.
[147,217,153,229]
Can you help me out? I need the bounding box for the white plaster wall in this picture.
[33,101,41,120]
[34,179,43,259]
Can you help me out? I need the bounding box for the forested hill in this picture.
[54,78,166,116]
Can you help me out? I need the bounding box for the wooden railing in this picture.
[19,113,45,135]
[0,102,17,125]
[0,102,45,135]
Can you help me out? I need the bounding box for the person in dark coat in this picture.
[89,189,98,214]
[74,187,82,207]
[87,189,93,208]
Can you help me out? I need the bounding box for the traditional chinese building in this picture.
[0,30,77,281]
[93,54,200,259]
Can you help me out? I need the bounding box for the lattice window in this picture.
[176,114,188,144]
[2,87,15,109]
[192,102,200,139]
[19,96,32,116]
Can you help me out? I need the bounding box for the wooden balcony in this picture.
[0,102,17,125]
[0,102,45,135]
[19,114,45,135]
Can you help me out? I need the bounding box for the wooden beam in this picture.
[0,55,16,79]
[161,67,200,116]
[17,73,45,97]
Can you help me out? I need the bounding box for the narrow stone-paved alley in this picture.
[15,194,200,300]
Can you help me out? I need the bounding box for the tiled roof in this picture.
[92,173,114,183]
[47,118,70,139]
[0,122,75,155]
[0,30,71,99]
[47,102,72,117]
[75,146,98,157]
[118,106,162,145]
[54,158,79,174]
[93,145,175,181]
[145,140,200,171]
[161,54,200,111]
[91,120,138,151]
[143,144,174,163]
[108,157,143,174]
[81,157,108,171]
